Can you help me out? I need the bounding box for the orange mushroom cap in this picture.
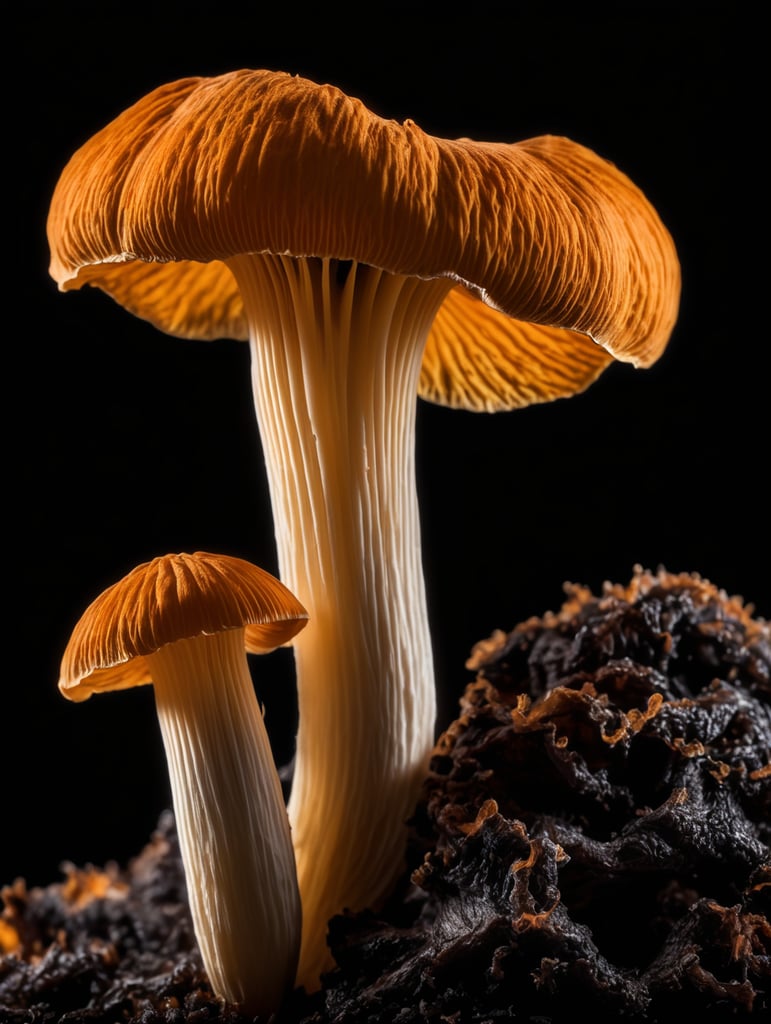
[58,551,309,702]
[47,69,680,412]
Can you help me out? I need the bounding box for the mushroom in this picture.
[58,551,308,1018]
[47,69,681,988]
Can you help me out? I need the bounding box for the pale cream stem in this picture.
[228,253,453,988]
[148,628,301,1018]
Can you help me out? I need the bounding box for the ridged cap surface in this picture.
[59,551,309,701]
[47,69,681,411]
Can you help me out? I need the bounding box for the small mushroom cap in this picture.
[47,69,680,413]
[58,551,309,702]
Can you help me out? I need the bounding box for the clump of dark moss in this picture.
[314,567,770,1022]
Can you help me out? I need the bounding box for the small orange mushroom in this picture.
[58,551,308,1018]
[47,69,680,988]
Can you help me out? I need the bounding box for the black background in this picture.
[7,1,768,889]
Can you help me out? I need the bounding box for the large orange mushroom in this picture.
[47,69,680,989]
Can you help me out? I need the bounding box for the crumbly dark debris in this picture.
[2,567,769,1022]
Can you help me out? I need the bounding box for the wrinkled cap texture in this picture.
[47,69,681,413]
[58,552,309,702]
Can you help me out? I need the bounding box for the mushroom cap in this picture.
[58,551,309,702]
[47,68,680,411]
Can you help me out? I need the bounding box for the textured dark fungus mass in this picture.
[2,567,768,1022]
[329,567,770,1022]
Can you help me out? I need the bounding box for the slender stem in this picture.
[149,628,301,1017]
[229,254,452,988]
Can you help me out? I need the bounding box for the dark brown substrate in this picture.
[2,567,769,1022]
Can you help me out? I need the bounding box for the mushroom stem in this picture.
[229,253,453,988]
[148,627,301,1017]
